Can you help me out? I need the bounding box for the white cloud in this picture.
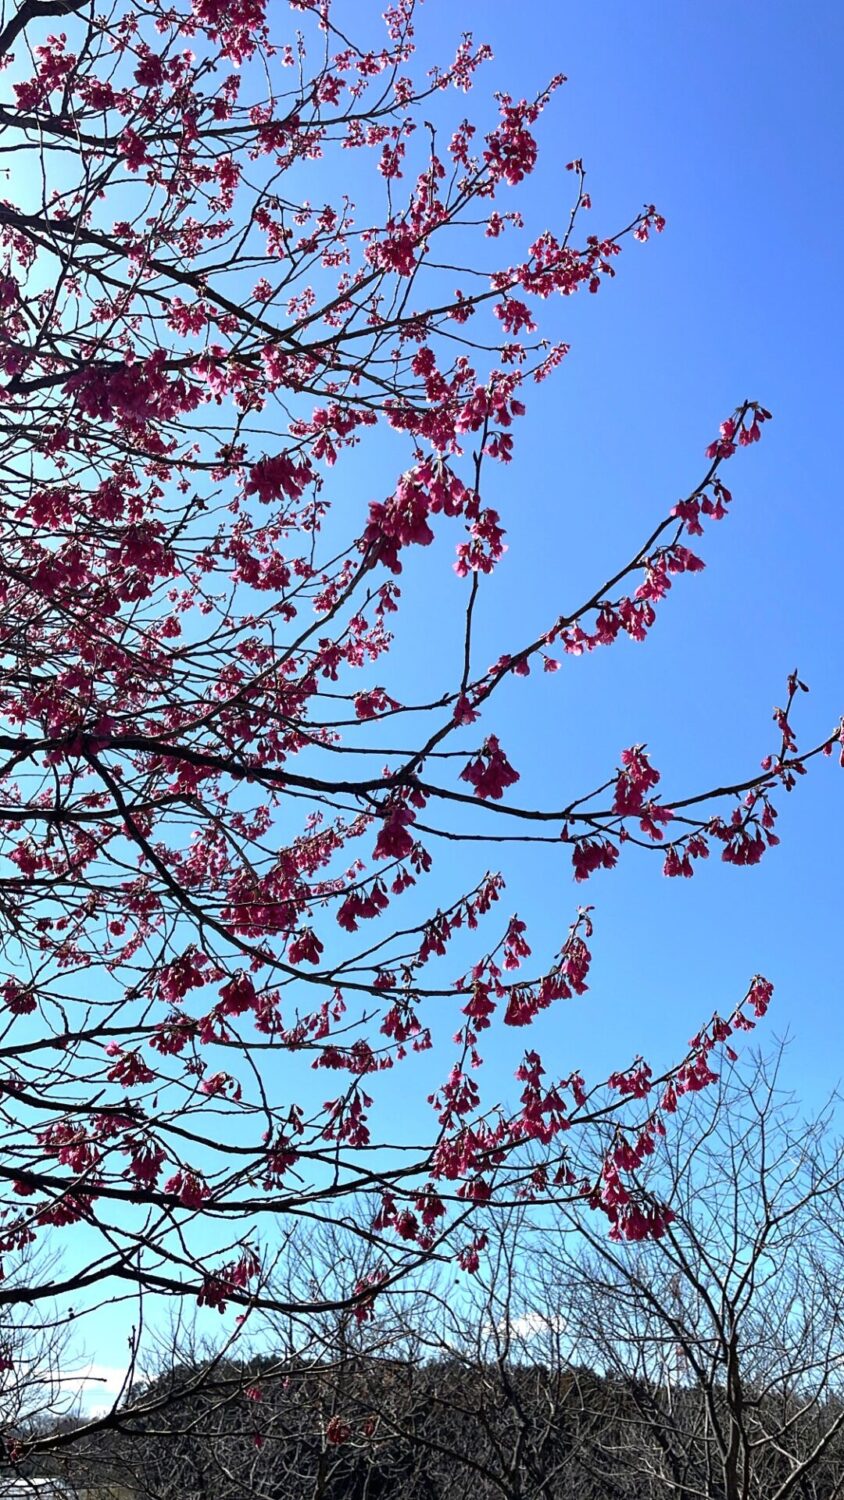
[60,1362,130,1408]
[477,1310,568,1346]
[501,1311,567,1341]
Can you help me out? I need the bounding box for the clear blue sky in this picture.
[379,0,844,1113]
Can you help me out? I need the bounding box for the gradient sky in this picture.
[388,0,844,1113]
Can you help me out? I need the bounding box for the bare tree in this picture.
[66,1212,640,1500]
[534,1048,844,1500]
[0,1246,78,1442]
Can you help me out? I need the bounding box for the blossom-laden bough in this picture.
[0,0,838,1454]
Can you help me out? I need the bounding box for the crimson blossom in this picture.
[0,0,839,1452]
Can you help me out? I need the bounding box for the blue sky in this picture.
[379,0,844,1111]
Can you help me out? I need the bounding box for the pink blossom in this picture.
[460,736,520,800]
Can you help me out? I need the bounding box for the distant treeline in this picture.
[32,1352,844,1500]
